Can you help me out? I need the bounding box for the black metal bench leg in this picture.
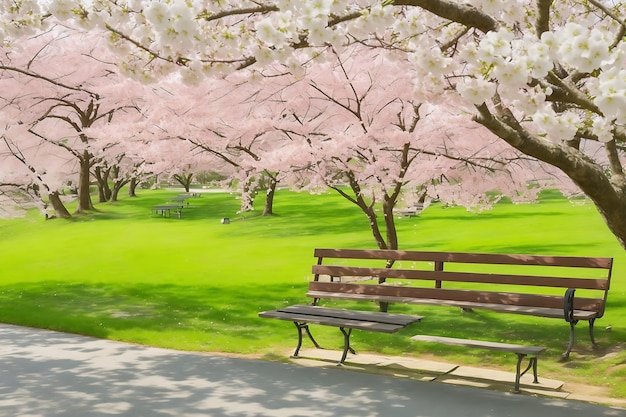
[291,322,322,358]
[514,353,525,393]
[305,325,322,349]
[531,357,539,384]
[562,320,577,360]
[514,353,539,392]
[588,318,598,349]
[292,322,305,358]
[514,354,539,392]
[338,327,354,365]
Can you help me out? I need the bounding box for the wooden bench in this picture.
[258,304,423,364]
[411,335,545,392]
[308,248,613,359]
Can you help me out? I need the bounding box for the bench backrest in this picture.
[310,248,613,317]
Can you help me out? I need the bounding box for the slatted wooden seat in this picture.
[308,248,613,359]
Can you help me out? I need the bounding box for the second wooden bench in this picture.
[308,248,613,359]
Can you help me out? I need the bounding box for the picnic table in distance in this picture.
[153,205,182,218]
[152,192,202,218]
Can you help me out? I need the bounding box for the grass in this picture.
[1,188,625,399]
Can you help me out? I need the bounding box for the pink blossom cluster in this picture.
[0,0,622,220]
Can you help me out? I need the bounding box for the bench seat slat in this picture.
[306,291,598,320]
[314,248,613,269]
[411,335,545,355]
[258,310,416,333]
[279,304,423,326]
[312,265,609,290]
[308,282,604,311]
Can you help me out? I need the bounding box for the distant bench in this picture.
[393,204,424,217]
[307,248,613,360]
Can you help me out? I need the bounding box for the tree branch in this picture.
[535,0,552,36]
[199,5,279,22]
[183,136,241,167]
[393,0,498,33]
[604,139,626,186]
[543,72,604,115]
[0,65,97,97]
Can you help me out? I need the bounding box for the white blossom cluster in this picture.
[0,0,46,42]
[451,22,623,143]
[2,0,624,143]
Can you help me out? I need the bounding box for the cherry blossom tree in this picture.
[0,79,77,218]
[17,0,622,248]
[0,26,149,216]
[255,45,552,249]
[145,75,296,215]
[1,126,73,218]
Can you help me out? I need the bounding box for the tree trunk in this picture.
[94,166,112,203]
[333,174,389,250]
[475,104,626,249]
[262,176,278,216]
[75,151,94,214]
[330,173,407,312]
[111,179,130,202]
[48,191,72,218]
[364,206,388,250]
[382,193,401,251]
[128,178,138,197]
[173,173,193,192]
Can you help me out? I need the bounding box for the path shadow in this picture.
[1,324,623,417]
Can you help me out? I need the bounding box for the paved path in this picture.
[1,324,624,417]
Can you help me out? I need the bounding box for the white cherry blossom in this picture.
[456,77,497,105]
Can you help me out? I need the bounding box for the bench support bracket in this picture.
[515,354,539,393]
[564,318,599,360]
[562,288,599,359]
[338,327,356,365]
[589,318,597,347]
[563,321,578,360]
[562,288,579,360]
[290,322,357,365]
[292,322,322,358]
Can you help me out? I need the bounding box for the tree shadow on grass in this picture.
[0,281,308,350]
[422,208,567,222]
[2,280,622,358]
[398,239,612,256]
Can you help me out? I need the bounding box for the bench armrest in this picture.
[563,288,576,323]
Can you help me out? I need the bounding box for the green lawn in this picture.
[0,188,625,398]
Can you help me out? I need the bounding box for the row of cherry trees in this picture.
[1,26,565,249]
[2,0,616,249]
[0,28,209,218]
[1,0,623,249]
[1,29,144,217]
